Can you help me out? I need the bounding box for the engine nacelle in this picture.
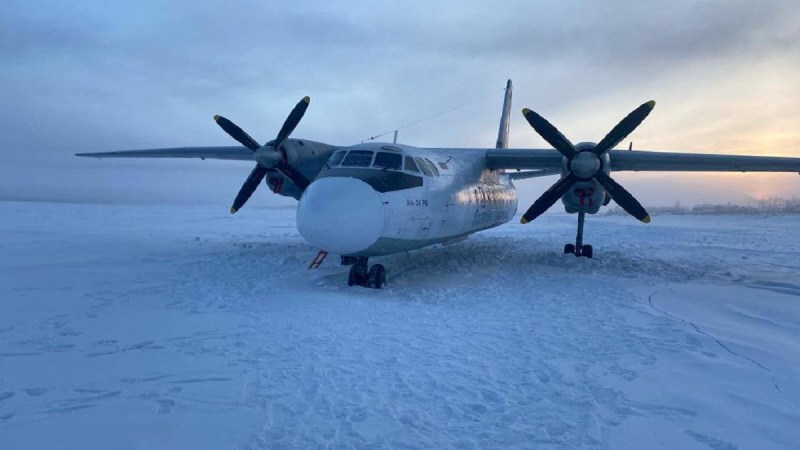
[561,144,611,214]
[265,138,339,200]
[562,180,607,214]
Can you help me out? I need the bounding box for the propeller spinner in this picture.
[214,96,313,214]
[519,100,655,224]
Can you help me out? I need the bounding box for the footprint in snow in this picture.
[23,387,47,396]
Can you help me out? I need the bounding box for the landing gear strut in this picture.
[340,255,358,266]
[347,257,386,289]
[564,211,593,258]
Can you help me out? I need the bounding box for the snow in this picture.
[1,200,799,449]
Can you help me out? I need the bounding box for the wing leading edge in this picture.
[609,149,800,172]
[75,146,255,161]
[485,148,800,173]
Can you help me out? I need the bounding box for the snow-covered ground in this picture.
[1,200,798,449]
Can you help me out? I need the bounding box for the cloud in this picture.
[1,0,798,206]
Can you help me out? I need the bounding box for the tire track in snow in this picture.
[648,288,782,394]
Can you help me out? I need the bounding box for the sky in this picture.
[2,0,800,208]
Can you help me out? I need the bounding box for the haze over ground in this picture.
[2,0,799,207]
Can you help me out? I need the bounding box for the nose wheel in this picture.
[564,211,593,258]
[347,257,386,289]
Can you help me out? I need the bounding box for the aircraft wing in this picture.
[75,146,254,161]
[609,149,800,172]
[485,148,800,173]
[485,148,564,170]
[508,169,561,180]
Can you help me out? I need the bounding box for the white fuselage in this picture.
[295,142,517,257]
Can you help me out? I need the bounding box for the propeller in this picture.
[214,96,312,213]
[520,100,655,224]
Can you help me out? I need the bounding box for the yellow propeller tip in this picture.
[520,217,529,224]
[642,215,651,223]
[230,207,238,214]
[646,100,656,109]
[213,115,221,121]
[302,96,310,104]
[522,108,531,115]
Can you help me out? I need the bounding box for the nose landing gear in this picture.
[564,211,593,258]
[347,257,386,289]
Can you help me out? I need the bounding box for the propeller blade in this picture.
[274,96,310,148]
[276,160,311,191]
[520,173,578,224]
[230,164,269,213]
[593,100,655,156]
[522,108,577,158]
[593,171,650,223]
[213,115,261,151]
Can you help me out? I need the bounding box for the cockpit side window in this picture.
[327,150,346,168]
[425,158,439,176]
[404,156,419,172]
[373,152,402,170]
[341,150,374,167]
[414,156,433,176]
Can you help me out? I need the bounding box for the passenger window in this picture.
[404,156,419,172]
[373,152,402,170]
[341,150,374,167]
[414,157,432,176]
[425,158,439,176]
[327,150,346,168]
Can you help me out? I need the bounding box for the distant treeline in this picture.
[606,197,800,216]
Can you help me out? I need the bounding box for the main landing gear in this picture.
[346,257,386,289]
[564,211,593,258]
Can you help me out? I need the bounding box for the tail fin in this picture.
[495,79,513,149]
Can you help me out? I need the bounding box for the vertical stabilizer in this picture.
[496,79,513,149]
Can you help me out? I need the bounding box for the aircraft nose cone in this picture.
[297,177,385,255]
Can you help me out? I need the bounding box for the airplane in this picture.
[77,80,800,289]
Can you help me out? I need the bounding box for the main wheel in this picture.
[349,265,367,286]
[581,245,593,259]
[348,265,359,286]
[564,244,576,254]
[367,264,386,289]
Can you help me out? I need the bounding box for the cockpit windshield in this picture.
[404,156,419,172]
[341,150,374,167]
[327,150,346,167]
[414,156,433,176]
[326,147,438,177]
[373,152,402,170]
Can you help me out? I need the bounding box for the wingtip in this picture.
[642,215,651,224]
